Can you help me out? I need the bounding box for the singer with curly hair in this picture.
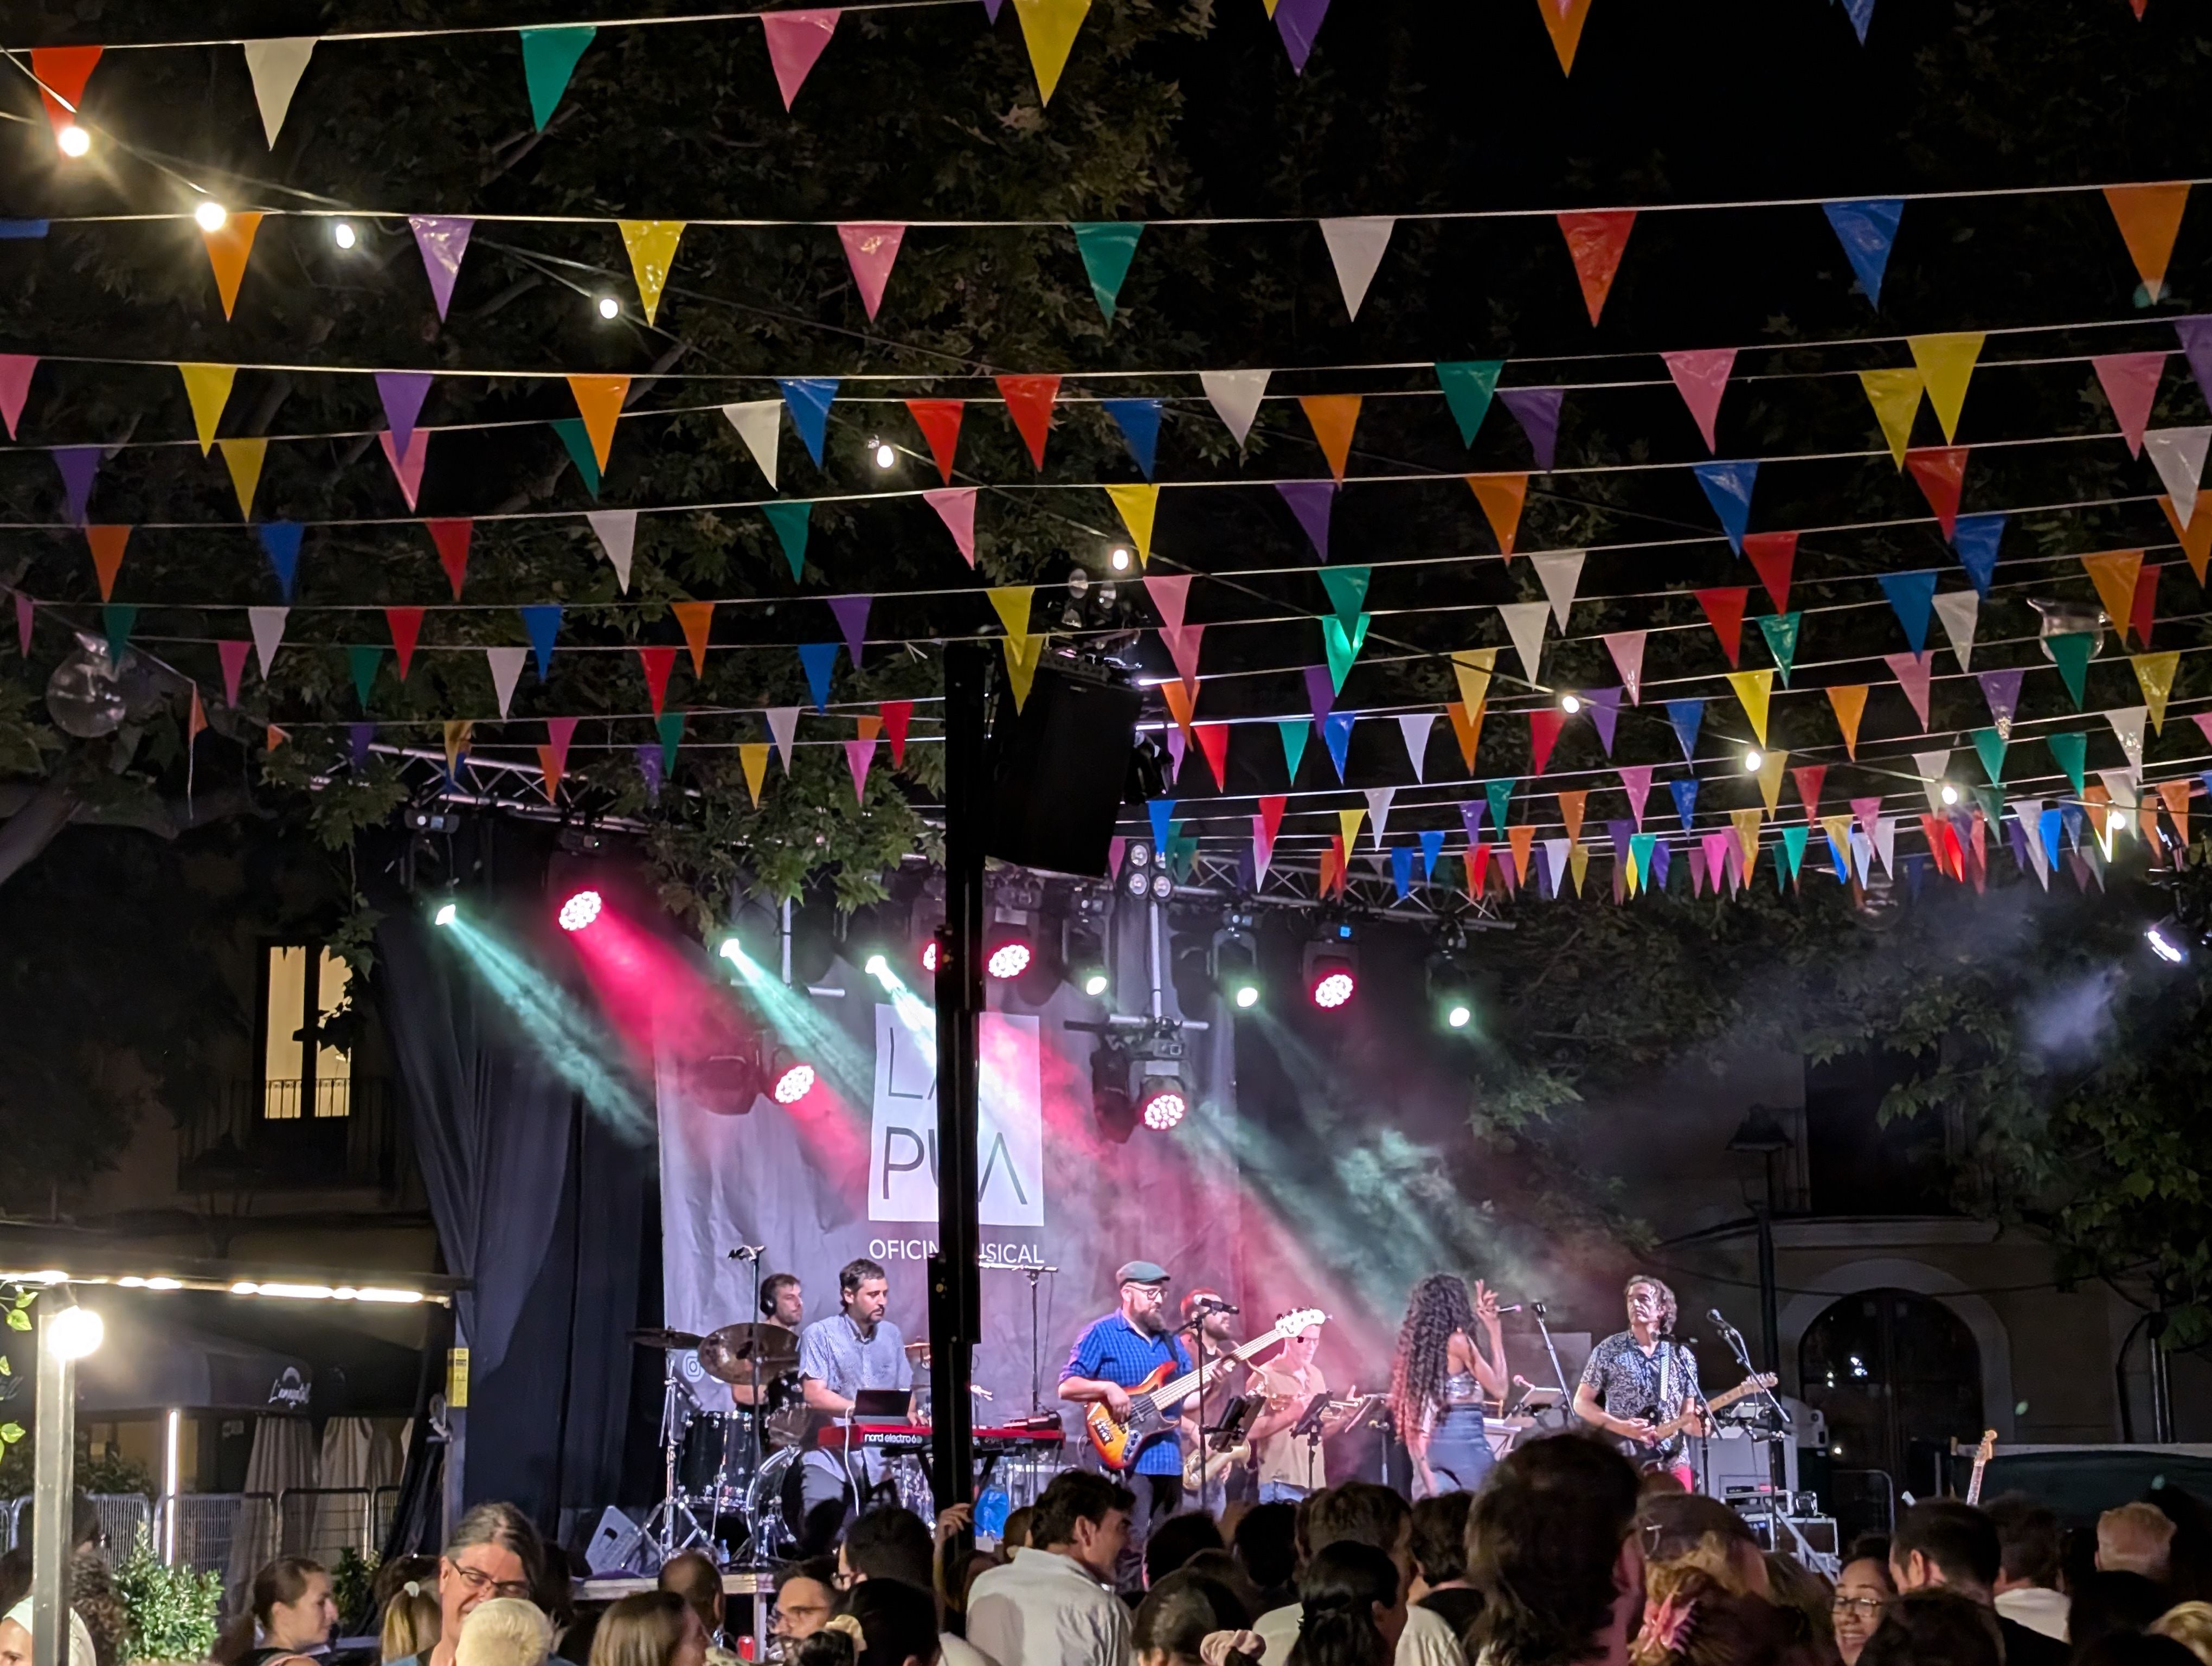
[1389,1274,1508,1499]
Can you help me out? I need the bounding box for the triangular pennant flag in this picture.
[636,740,664,804]
[408,217,473,320]
[1316,566,1371,632]
[1822,199,1904,306]
[988,585,1034,638]
[1451,648,1496,716]
[1498,601,1550,685]
[486,647,527,719]
[1568,841,1591,895]
[1602,631,1646,704]
[1932,589,1979,670]
[1733,806,1765,865]
[2177,317,2212,407]
[1322,614,1370,692]
[1193,722,1229,790]
[896,398,965,485]
[1662,349,1735,452]
[2104,182,2190,302]
[1436,362,1504,447]
[1397,713,1435,781]
[672,600,715,676]
[2105,707,2149,776]
[1827,685,1868,758]
[1669,777,1700,833]
[2162,495,2211,585]
[2048,730,2088,798]
[219,438,266,519]
[798,642,840,712]
[1878,570,1938,653]
[2093,353,2166,457]
[349,646,380,709]
[766,707,801,771]
[375,370,433,462]
[1276,480,1336,560]
[1461,845,1486,900]
[760,9,839,108]
[997,374,1060,469]
[1978,667,2024,738]
[638,646,677,716]
[427,518,473,599]
[1256,794,1288,876]
[1905,447,1967,538]
[519,605,562,681]
[777,377,839,467]
[723,400,782,489]
[2158,778,2191,848]
[587,508,637,591]
[1555,211,1636,326]
[1528,709,1564,775]
[1487,777,1515,836]
[30,44,101,140]
[247,605,287,680]
[824,594,871,671]
[1163,624,1205,691]
[567,375,628,471]
[1278,720,1310,782]
[1617,764,1654,829]
[925,488,978,563]
[1725,669,1773,746]
[1300,395,1362,483]
[542,716,578,803]
[1274,0,1333,72]
[1971,726,2008,785]
[1756,612,1800,685]
[1531,550,1584,629]
[1952,512,2005,595]
[1467,473,1528,555]
[1795,764,1830,820]
[2145,428,2211,527]
[837,223,905,321]
[201,212,263,320]
[1101,399,1162,480]
[1664,698,1704,762]
[1585,685,1621,755]
[1886,650,1935,729]
[1417,826,1444,882]
[218,638,250,707]
[618,221,686,325]
[1779,824,1811,887]
[2081,548,2144,629]
[1556,789,1587,845]
[178,363,236,454]
[519,24,595,130]
[762,500,814,581]
[882,701,913,767]
[1445,701,1484,772]
[1321,712,1355,780]
[1738,531,1797,616]
[1908,334,1983,444]
[1756,749,1789,817]
[0,356,34,440]
[658,711,686,776]
[265,722,290,754]
[1146,573,1193,635]
[1859,368,1924,467]
[1012,0,1090,102]
[1535,0,1595,72]
[85,526,128,602]
[845,719,880,803]
[1497,388,1563,472]
[386,608,423,680]
[1362,787,1395,847]
[550,420,600,498]
[1071,222,1143,322]
[2133,650,2181,733]
[1106,483,1159,567]
[1693,462,1758,554]
[1201,370,1270,446]
[1318,217,1395,321]
[1694,587,1749,666]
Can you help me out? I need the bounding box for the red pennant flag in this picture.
[1905,446,1967,538]
[1694,586,1750,665]
[538,715,578,802]
[1258,793,1288,848]
[2092,351,2166,457]
[1194,722,1230,790]
[1792,763,1827,819]
[217,639,250,708]
[881,699,914,766]
[1528,708,1564,774]
[30,46,101,139]
[638,645,677,715]
[387,607,424,678]
[671,600,714,675]
[426,518,473,599]
[2132,562,2160,648]
[905,399,963,484]
[1555,210,1636,326]
[1467,473,1528,558]
[996,374,1060,469]
[1464,845,1489,900]
[1742,530,1797,613]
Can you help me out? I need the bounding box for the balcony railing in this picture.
[179,1078,405,1191]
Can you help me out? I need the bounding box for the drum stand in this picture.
[644,1351,712,1567]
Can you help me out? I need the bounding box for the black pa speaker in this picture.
[983,655,1141,877]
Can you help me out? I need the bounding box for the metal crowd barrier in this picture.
[276,1488,376,1564]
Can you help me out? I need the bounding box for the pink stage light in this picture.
[1139,1081,1187,1132]
[921,940,940,974]
[771,1060,816,1104]
[557,889,604,932]
[1309,969,1356,1009]
[986,937,1032,980]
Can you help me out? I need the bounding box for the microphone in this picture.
[1707,1307,1738,1328]
[1194,1298,1240,1314]
[727,1245,768,1261]
[1496,1302,1535,1313]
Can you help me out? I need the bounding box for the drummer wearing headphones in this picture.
[732,1273,805,1408]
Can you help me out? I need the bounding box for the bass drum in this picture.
[678,1411,758,1501]
[743,1446,806,1561]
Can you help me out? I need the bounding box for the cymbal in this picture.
[699,1322,801,1383]
[631,1327,703,1350]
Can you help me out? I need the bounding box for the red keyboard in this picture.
[815,1421,1066,1454]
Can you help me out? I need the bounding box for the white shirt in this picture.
[1995,1586,2069,1642]
[940,1635,998,1666]
[966,1547,1131,1666]
[1252,1599,1463,1666]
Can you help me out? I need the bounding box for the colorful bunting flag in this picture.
[760,9,839,108]
[1467,473,1528,555]
[619,221,686,325]
[519,24,595,130]
[2104,182,2190,302]
[1319,217,1394,321]
[1071,222,1143,321]
[1822,198,1904,306]
[838,223,904,321]
[409,217,473,320]
[1556,210,1636,326]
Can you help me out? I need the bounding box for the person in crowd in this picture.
[2147,1490,2212,1604]
[2106,1505,2182,1583]
[1758,1554,1835,1652]
[384,1575,444,1665]
[1638,1496,1771,1599]
[215,1556,337,1666]
[1250,1484,1459,1666]
[389,1503,546,1666]
[2074,1636,2204,1666]
[1389,1277,1508,1500]
[1628,1564,1827,1666]
[795,1579,945,1666]
[0,1595,97,1666]
[1149,1516,1228,1590]
[1466,1434,1644,1666]
[2153,1602,2212,1665]
[1827,1554,1893,1666]
[1286,1542,1406,1666]
[658,1552,736,1664]
[1001,1509,1033,1555]
[1180,1551,1266,1622]
[1888,1500,2066,1666]
[2072,1572,2174,1653]
[1984,1495,2067,1642]
[840,1509,936,1591]
[966,1470,1135,1666]
[1856,1590,1999,1666]
[771,1560,840,1649]
[1407,1495,1480,1638]
[1234,1505,1300,1616]
[1134,1572,1255,1666]
[589,1593,706,1666]
[455,1599,554,1666]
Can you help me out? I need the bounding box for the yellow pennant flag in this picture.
[618,221,685,325]
[1820,812,1854,872]
[1724,668,1772,747]
[1756,748,1789,818]
[1567,842,1590,896]
[1337,806,1366,853]
[442,719,474,775]
[1013,0,1090,103]
[988,585,1035,637]
[1908,332,1984,444]
[2133,650,2181,733]
[1858,368,1922,467]
[220,438,267,520]
[567,374,631,470]
[1002,632,1046,708]
[1825,684,1868,759]
[1262,0,1279,13]
[1450,647,1496,714]
[1623,842,1641,898]
[739,742,770,806]
[1104,484,1158,567]
[178,363,236,454]
[1732,806,1763,867]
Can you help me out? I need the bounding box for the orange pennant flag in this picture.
[567,374,630,470]
[2104,182,2190,301]
[85,525,130,601]
[1159,677,1197,741]
[1556,210,1636,326]
[1445,699,1484,771]
[2157,778,2191,850]
[536,745,565,802]
[2081,548,2144,627]
[1467,473,1528,557]
[202,212,265,320]
[265,723,290,752]
[1825,684,1868,759]
[1536,0,1594,73]
[1507,823,1536,886]
[2160,496,2211,585]
[1556,788,1587,846]
[671,600,713,676]
[1298,395,1361,484]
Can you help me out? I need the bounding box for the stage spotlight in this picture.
[769,1049,816,1104]
[1303,920,1359,1010]
[717,935,744,966]
[1212,906,1261,1011]
[433,902,458,928]
[1139,1074,1188,1132]
[1446,1003,1472,1028]
[1083,971,1110,997]
[1064,882,1113,1002]
[557,888,603,932]
[865,953,889,978]
[56,123,90,158]
[985,885,1042,981]
[921,939,941,974]
[2147,917,2190,964]
[986,936,1033,980]
[1091,1042,1136,1142]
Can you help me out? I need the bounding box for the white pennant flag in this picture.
[2097,767,2141,823]
[1603,630,1645,704]
[1531,549,1585,630]
[1364,786,1396,847]
[722,400,782,489]
[2104,706,2147,778]
[1849,827,1874,884]
[1319,217,1396,321]
[2145,426,2211,526]
[586,508,638,592]
[243,38,317,147]
[247,605,287,679]
[766,706,801,770]
[1497,601,1550,686]
[486,647,528,719]
[2011,798,2051,888]
[1912,748,1952,815]
[1252,817,1274,886]
[1874,815,1898,879]
[1544,838,1573,899]
[1931,589,1979,670]
[1396,713,1435,782]
[1200,370,1270,447]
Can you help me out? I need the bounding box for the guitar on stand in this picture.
[1962,1427,1998,1504]
[1085,1309,1327,1470]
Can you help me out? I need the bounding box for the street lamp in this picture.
[1726,1106,1793,1376]
[34,1301,101,1666]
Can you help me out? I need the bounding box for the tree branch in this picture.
[0,783,264,890]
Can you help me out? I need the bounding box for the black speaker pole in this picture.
[929,640,986,1512]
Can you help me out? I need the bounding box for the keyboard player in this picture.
[796,1257,921,1525]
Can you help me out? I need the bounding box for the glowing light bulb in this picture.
[1447,1004,1472,1029]
[47,1308,102,1360]
[433,903,457,927]
[1560,693,1583,715]
[1083,972,1110,997]
[332,220,357,249]
[1940,783,1959,805]
[596,296,622,320]
[872,441,897,470]
[194,200,229,233]
[1109,546,1134,573]
[56,124,90,158]
[1742,749,1764,773]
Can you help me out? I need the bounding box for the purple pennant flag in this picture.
[1977,666,2024,733]
[2175,316,2212,409]
[1274,0,1332,71]
[348,723,376,768]
[1585,686,1621,755]
[1276,480,1336,561]
[376,372,433,458]
[636,741,664,805]
[1165,724,1187,779]
[1606,819,1636,862]
[1497,387,1563,472]
[409,216,475,321]
[827,594,871,669]
[1650,839,1672,892]
[2007,815,2029,872]
[1535,845,1556,899]
[1303,663,1335,723]
[1460,799,1487,844]
[981,0,1003,17]
[50,445,100,523]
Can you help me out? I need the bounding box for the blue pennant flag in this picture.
[1391,844,1414,899]
[796,641,839,711]
[258,522,303,600]
[1664,698,1705,762]
[776,377,840,467]
[1669,777,1700,833]
[1902,852,1927,899]
[1951,512,2005,595]
[1692,460,1758,554]
[2041,808,2065,872]
[519,605,563,681]
[1877,571,1938,653]
[1418,827,1445,880]
[1099,398,1162,480]
[1147,797,1177,852]
[1841,0,1876,44]
[1320,711,1355,780]
[1822,198,1904,306]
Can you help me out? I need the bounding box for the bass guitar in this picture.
[1084,1308,1327,1471]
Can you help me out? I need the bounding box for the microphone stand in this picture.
[1528,1302,1576,1422]
[1712,1311,1792,1512]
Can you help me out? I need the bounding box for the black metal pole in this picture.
[1757,1154,1780,1376]
[930,640,986,1510]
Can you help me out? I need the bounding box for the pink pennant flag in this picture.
[1850,794,1883,848]
[760,9,839,108]
[380,427,429,510]
[1602,629,1646,704]
[12,590,31,657]
[217,638,252,708]
[1700,830,1732,893]
[1146,573,1193,633]
[844,726,878,802]
[1661,348,1735,452]
[1618,764,1654,829]
[1163,623,1205,688]
[838,223,906,321]
[545,715,578,778]
[1885,649,1935,729]
[0,355,34,440]
[2093,351,2166,458]
[924,487,976,563]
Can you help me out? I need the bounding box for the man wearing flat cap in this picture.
[1060,1259,1199,1591]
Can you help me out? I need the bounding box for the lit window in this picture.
[261,946,353,1119]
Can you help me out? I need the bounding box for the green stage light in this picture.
[433,902,457,927]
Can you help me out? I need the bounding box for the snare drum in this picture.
[678,1409,760,1500]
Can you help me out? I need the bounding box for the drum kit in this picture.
[634,1321,808,1567]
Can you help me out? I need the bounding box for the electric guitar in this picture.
[1630,1373,1779,1461]
[1964,1427,1998,1504]
[1083,1308,1327,1471]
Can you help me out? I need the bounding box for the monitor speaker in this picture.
[583,1505,647,1575]
[984,656,1141,877]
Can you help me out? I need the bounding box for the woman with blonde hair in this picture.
[2153,1603,2212,1666]
[589,1593,706,1666]
[455,1600,554,1666]
[382,1577,443,1665]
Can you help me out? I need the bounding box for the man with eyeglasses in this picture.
[389,1502,545,1666]
[767,1558,837,1655]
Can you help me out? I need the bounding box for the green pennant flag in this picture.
[1486,777,1514,834]
[1629,832,1658,893]
[658,709,684,773]
[520,24,596,130]
[1322,613,1371,693]
[2047,630,2093,708]
[551,419,602,498]
[1070,222,1143,323]
[1278,718,1309,781]
[1780,823,1810,886]
[762,501,813,581]
[1168,829,1200,879]
[102,603,136,664]
[1973,783,2004,827]
[1756,612,1801,685]
[1435,361,1505,447]
[2047,731,2088,798]
[1970,725,2007,785]
[1316,566,1372,631]
[350,644,382,709]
